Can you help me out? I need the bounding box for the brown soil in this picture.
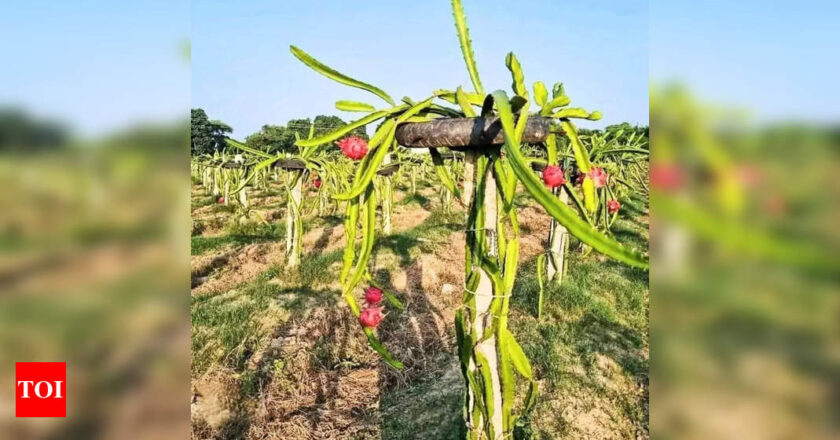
[191,241,285,296]
[190,227,470,439]
[391,205,431,231]
[534,352,648,440]
[234,307,381,440]
[516,205,552,260]
[191,369,240,431]
[302,222,345,256]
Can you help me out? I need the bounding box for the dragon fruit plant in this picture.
[288,0,648,437]
[225,123,339,268]
[193,150,265,224]
[377,144,433,233]
[535,122,649,304]
[337,134,398,233]
[441,153,464,214]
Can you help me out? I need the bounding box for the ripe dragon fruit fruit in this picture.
[217,196,225,204]
[359,306,385,328]
[313,177,322,189]
[542,165,566,188]
[337,136,368,160]
[607,199,620,214]
[587,167,607,188]
[364,286,383,305]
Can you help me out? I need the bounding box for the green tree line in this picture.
[191,108,367,156]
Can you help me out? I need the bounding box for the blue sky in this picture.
[192,0,648,138]
[651,0,840,122]
[0,1,189,136]
[4,1,837,137]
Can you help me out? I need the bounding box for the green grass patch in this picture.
[191,248,343,376]
[192,195,217,209]
[191,222,285,256]
[379,370,463,440]
[506,196,649,437]
[398,192,432,208]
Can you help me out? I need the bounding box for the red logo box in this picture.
[15,362,66,417]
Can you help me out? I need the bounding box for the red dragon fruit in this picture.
[217,196,225,204]
[313,177,322,189]
[364,286,383,305]
[359,306,385,328]
[587,167,607,188]
[337,136,368,160]
[542,165,566,188]
[607,199,620,214]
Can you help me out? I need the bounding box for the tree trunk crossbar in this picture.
[395,116,551,149]
[274,158,307,170]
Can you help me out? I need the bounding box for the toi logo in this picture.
[15,362,66,417]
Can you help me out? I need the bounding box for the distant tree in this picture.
[0,107,67,151]
[604,122,649,145]
[314,115,367,140]
[191,108,232,155]
[245,124,289,153]
[576,127,602,136]
[285,117,315,148]
[244,115,367,155]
